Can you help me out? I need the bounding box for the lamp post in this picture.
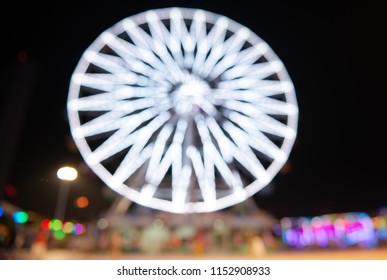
[55,166,77,221]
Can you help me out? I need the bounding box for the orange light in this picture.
[63,222,74,234]
[75,196,89,208]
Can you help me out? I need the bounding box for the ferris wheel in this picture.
[67,7,298,213]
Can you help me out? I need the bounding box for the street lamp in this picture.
[57,166,77,181]
[55,166,77,221]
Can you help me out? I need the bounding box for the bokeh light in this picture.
[51,219,63,231]
[0,207,4,217]
[12,211,28,224]
[280,212,379,249]
[74,223,86,235]
[57,166,78,181]
[97,218,108,230]
[63,222,74,234]
[75,196,89,208]
[4,184,17,198]
[40,219,50,231]
[54,230,66,240]
[16,50,28,62]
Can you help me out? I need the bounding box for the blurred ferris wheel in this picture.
[67,7,298,213]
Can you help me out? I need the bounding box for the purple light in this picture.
[73,223,86,235]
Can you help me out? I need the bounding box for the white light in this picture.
[57,167,78,181]
[97,218,109,230]
[67,7,298,213]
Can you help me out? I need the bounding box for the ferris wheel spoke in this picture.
[76,99,125,112]
[191,16,226,75]
[210,88,292,104]
[123,18,187,82]
[101,32,178,85]
[220,60,283,81]
[144,117,186,187]
[110,112,171,187]
[255,114,297,139]
[147,10,194,73]
[145,124,174,180]
[146,136,186,201]
[109,143,154,189]
[211,93,298,116]
[84,50,128,73]
[205,117,233,162]
[217,76,269,90]
[226,111,287,162]
[222,121,269,182]
[184,10,207,69]
[69,97,166,111]
[255,96,299,116]
[197,19,228,77]
[72,73,152,90]
[166,119,188,189]
[188,146,217,205]
[169,8,195,69]
[172,164,192,208]
[218,79,293,93]
[146,11,184,67]
[68,87,168,111]
[201,28,248,79]
[168,9,187,68]
[146,144,176,188]
[230,42,269,66]
[195,115,244,193]
[209,38,265,80]
[211,43,270,80]
[204,147,216,194]
[89,108,171,163]
[73,99,166,138]
[222,100,296,139]
[190,10,207,50]
[84,51,171,88]
[89,126,138,165]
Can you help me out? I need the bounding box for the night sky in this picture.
[1,1,386,220]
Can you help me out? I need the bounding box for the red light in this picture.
[17,51,28,62]
[4,184,17,198]
[41,219,50,231]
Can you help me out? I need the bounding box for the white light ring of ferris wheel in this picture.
[67,7,298,213]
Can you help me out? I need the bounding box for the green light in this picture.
[51,219,63,231]
[12,211,29,224]
[54,230,66,240]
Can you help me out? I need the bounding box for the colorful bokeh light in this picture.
[12,211,28,224]
[279,212,379,249]
[4,184,17,198]
[50,219,63,231]
[40,218,87,236]
[74,223,86,235]
[54,230,66,240]
[75,196,89,208]
[40,219,50,231]
[63,222,74,234]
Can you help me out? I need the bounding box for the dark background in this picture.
[1,1,386,220]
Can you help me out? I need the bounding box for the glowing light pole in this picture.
[55,166,77,221]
